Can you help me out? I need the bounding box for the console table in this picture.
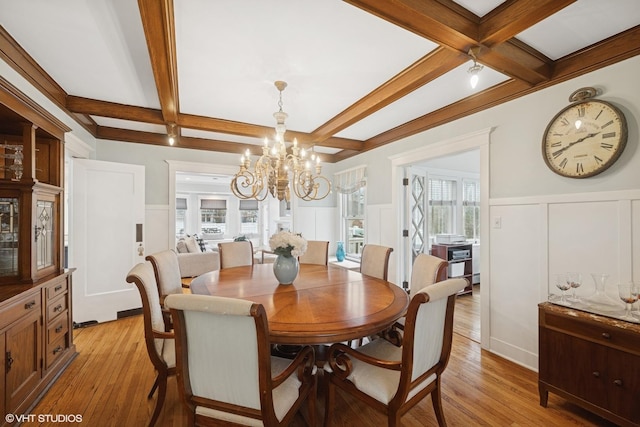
[538,302,640,426]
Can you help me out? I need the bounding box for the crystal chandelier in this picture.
[231,81,331,202]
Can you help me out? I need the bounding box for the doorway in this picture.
[391,128,491,348]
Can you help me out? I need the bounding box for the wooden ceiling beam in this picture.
[311,47,467,142]
[137,0,179,135]
[95,125,341,163]
[363,26,640,152]
[479,0,577,46]
[67,96,164,124]
[345,0,555,85]
[179,112,364,151]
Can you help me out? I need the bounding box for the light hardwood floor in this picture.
[25,292,616,427]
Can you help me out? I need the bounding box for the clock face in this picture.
[542,100,627,178]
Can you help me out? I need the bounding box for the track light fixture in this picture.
[467,47,484,89]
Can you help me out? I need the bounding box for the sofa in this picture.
[176,236,220,280]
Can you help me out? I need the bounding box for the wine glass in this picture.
[618,282,638,320]
[555,274,571,305]
[566,272,582,303]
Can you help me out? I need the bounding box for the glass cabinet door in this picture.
[36,199,54,270]
[0,197,19,276]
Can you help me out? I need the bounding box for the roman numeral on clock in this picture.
[576,163,584,174]
[559,158,568,169]
[602,132,616,138]
[594,155,603,165]
[601,142,614,150]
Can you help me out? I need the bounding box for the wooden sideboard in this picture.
[538,302,640,426]
[1,271,76,426]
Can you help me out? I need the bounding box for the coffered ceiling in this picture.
[0,0,638,163]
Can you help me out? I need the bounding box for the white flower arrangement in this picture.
[269,231,307,258]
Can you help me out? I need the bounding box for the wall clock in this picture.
[542,87,627,178]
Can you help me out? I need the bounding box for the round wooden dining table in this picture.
[190,263,409,345]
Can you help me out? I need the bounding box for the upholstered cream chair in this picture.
[126,262,176,427]
[218,240,254,269]
[411,253,448,291]
[146,249,184,331]
[165,294,317,427]
[324,278,468,427]
[360,244,393,280]
[298,240,329,265]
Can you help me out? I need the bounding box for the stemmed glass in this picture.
[566,272,582,303]
[618,282,639,320]
[555,274,572,305]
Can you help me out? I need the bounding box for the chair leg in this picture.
[431,381,447,427]
[147,373,160,399]
[148,372,167,427]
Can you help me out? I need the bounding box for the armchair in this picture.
[125,261,176,427]
[324,278,468,427]
[165,294,317,426]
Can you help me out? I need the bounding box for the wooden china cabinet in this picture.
[0,77,76,426]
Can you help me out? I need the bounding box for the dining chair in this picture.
[324,277,468,427]
[126,261,176,427]
[146,249,184,331]
[411,253,448,291]
[360,244,394,280]
[298,240,329,265]
[165,293,317,427]
[218,240,254,269]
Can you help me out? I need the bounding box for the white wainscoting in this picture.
[489,189,640,370]
[145,205,169,255]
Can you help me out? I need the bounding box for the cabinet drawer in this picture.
[47,310,69,345]
[543,311,640,354]
[46,334,68,369]
[47,279,68,300]
[47,294,67,322]
[0,290,41,328]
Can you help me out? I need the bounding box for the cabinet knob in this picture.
[54,285,62,292]
[601,332,611,339]
[592,371,600,378]
[613,379,623,387]
[55,325,63,333]
[53,345,63,355]
[24,301,36,309]
[54,304,63,312]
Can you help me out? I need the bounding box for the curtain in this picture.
[334,166,366,194]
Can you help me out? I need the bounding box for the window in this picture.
[343,188,365,258]
[462,180,480,241]
[176,197,187,238]
[239,200,259,236]
[335,166,366,260]
[200,199,226,235]
[428,178,456,244]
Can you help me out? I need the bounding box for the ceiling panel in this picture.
[174,0,437,132]
[0,0,158,107]
[516,0,640,60]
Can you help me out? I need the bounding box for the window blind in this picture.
[176,198,187,210]
[239,200,259,210]
[200,199,226,209]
